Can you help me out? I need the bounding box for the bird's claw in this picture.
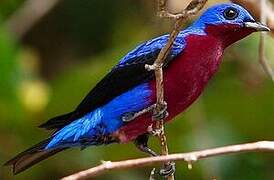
[152,101,169,121]
[148,128,163,136]
[159,162,176,178]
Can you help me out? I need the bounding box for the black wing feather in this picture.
[4,138,67,174]
[40,50,175,130]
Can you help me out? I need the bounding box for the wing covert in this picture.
[40,33,186,130]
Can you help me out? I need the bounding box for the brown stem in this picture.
[61,141,274,180]
[258,0,274,81]
[61,1,207,179]
[146,1,207,179]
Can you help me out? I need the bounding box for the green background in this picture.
[1,0,274,179]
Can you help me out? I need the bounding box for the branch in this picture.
[61,1,208,179]
[230,0,274,81]
[4,0,61,39]
[258,0,274,81]
[145,0,207,179]
[61,141,274,180]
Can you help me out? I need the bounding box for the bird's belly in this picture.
[115,35,223,143]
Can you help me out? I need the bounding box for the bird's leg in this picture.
[135,134,158,157]
[135,134,175,177]
[122,101,168,123]
[159,162,176,178]
[122,105,156,122]
[152,101,169,121]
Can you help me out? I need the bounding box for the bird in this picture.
[5,3,270,175]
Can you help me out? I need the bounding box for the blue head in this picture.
[191,3,269,46]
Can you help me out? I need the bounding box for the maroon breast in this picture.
[115,34,224,143]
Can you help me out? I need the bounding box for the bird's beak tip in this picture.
[244,22,270,32]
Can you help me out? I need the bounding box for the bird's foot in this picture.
[159,161,176,178]
[135,134,158,157]
[122,101,168,123]
[122,105,156,122]
[135,135,175,178]
[152,101,168,121]
[136,143,158,157]
[147,125,163,136]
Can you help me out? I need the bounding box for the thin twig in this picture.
[60,1,207,180]
[146,0,207,179]
[149,168,156,180]
[61,141,274,180]
[258,0,274,81]
[231,0,274,81]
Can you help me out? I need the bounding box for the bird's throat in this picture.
[156,34,224,119]
[205,24,254,48]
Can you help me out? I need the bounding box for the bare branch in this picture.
[61,1,207,179]
[230,0,274,81]
[5,0,61,40]
[259,32,274,81]
[61,141,274,180]
[258,0,274,81]
[146,1,207,179]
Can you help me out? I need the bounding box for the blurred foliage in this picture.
[0,0,24,19]
[1,0,274,180]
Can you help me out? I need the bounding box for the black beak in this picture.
[244,22,270,31]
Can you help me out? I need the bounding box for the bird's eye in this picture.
[223,7,239,20]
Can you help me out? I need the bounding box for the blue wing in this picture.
[40,33,186,131]
[44,33,187,149]
[45,83,153,149]
[118,34,185,66]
